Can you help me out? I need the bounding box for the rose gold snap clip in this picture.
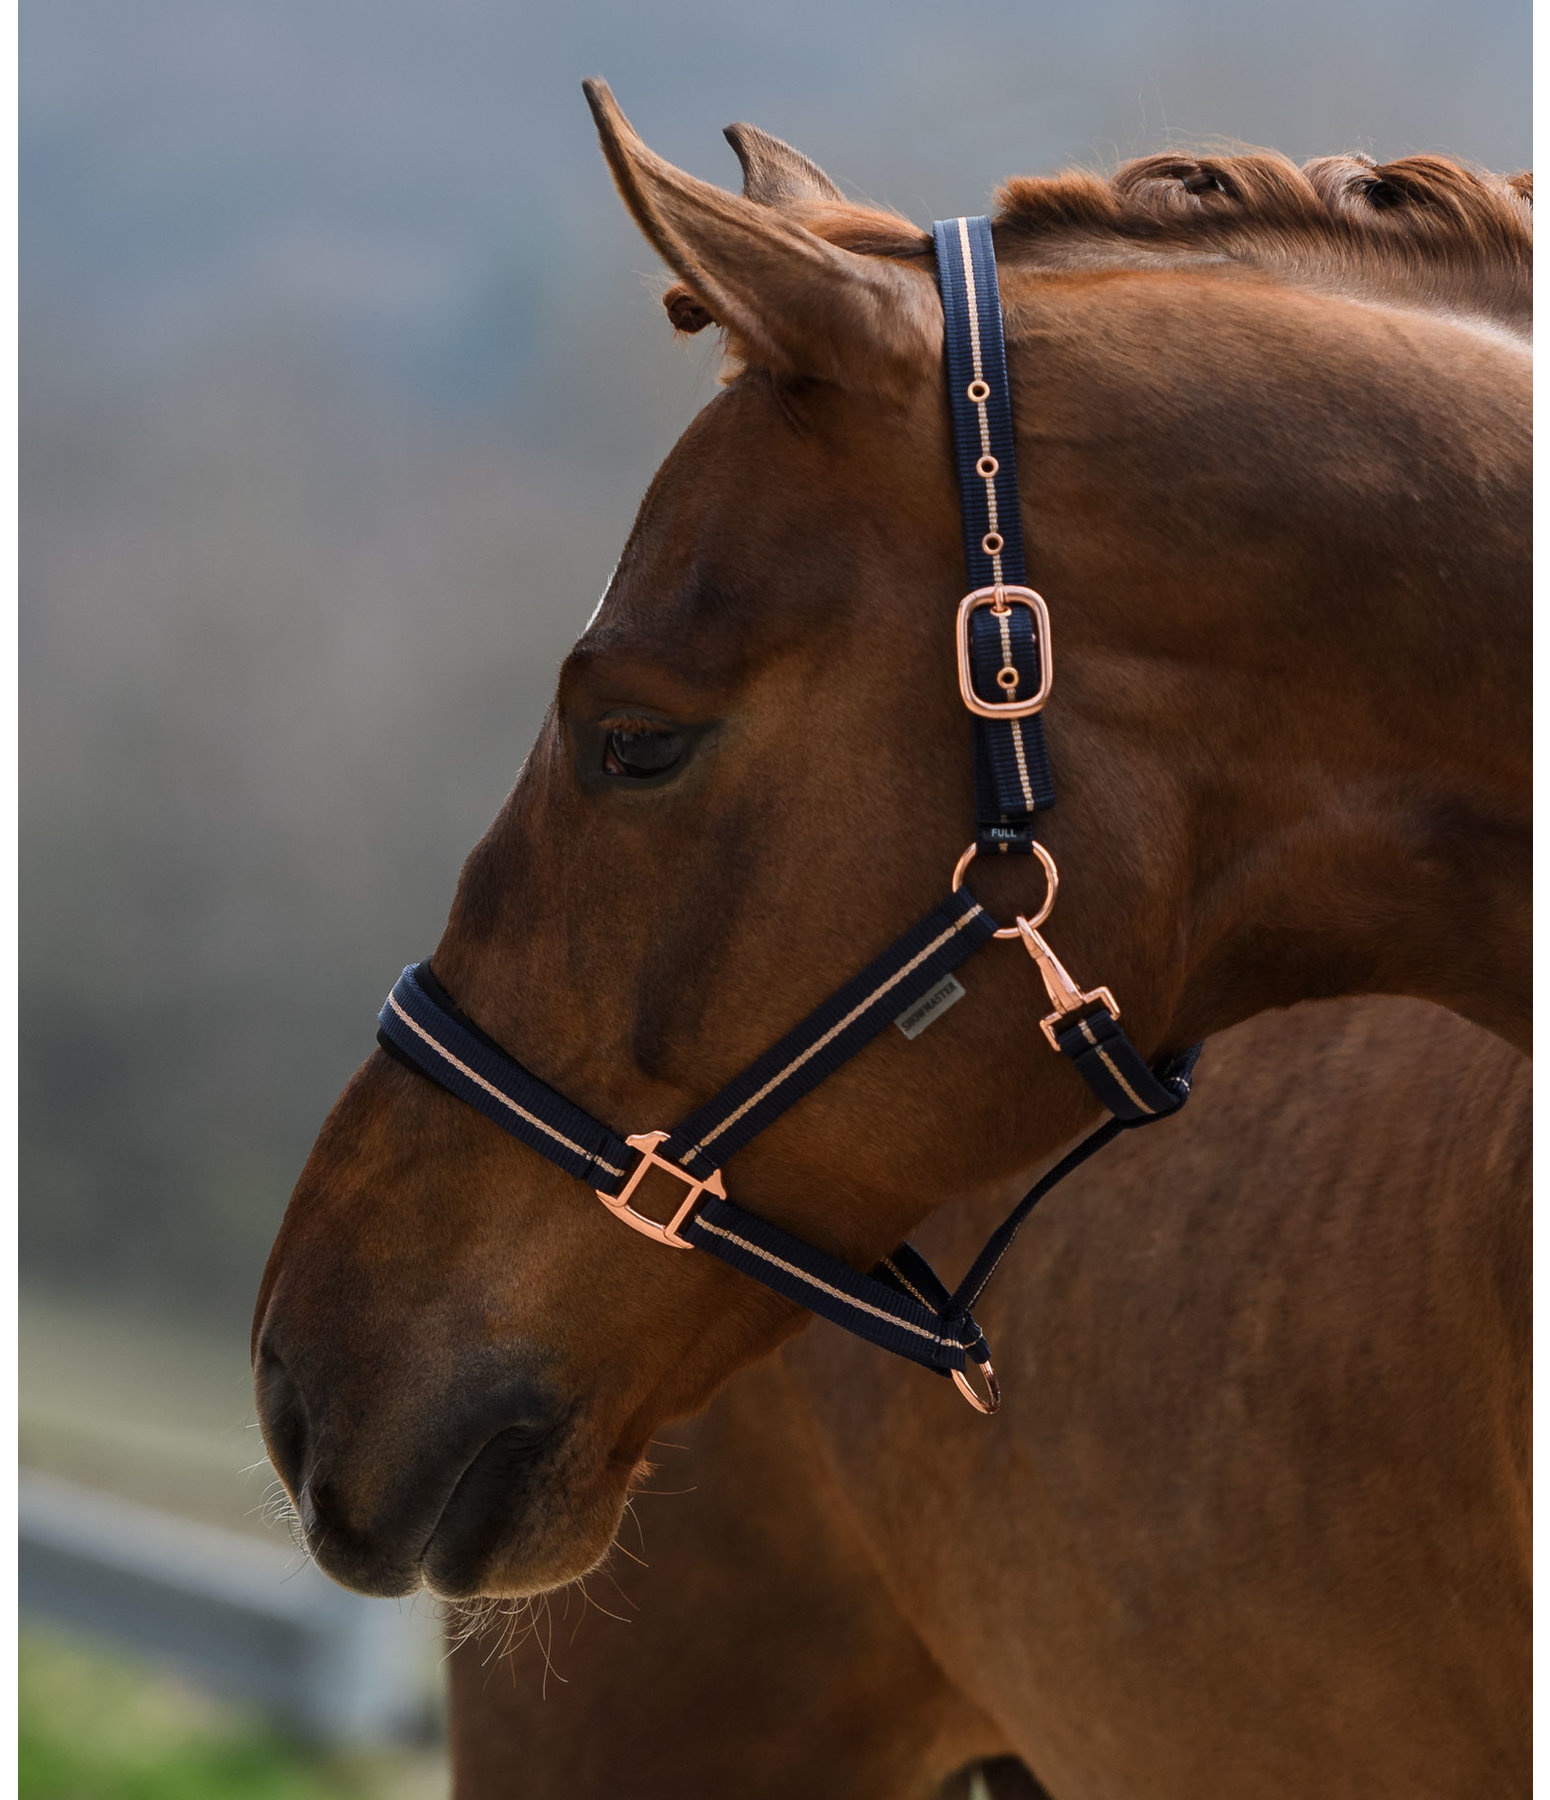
[1013,917,1121,1050]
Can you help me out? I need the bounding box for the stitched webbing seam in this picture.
[880,1256,934,1310]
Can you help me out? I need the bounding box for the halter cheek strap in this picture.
[372,214,1203,1412]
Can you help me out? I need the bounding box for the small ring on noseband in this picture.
[966,378,991,403]
[952,1357,1001,1414]
[981,531,1004,557]
[976,453,999,478]
[996,666,1019,692]
[950,839,1059,937]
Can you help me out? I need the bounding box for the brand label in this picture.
[894,974,967,1040]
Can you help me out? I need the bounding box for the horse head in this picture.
[253,85,1529,1600]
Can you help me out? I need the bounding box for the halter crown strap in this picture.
[933,215,1055,850]
[934,214,1191,1134]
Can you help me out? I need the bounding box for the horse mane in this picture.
[995,151,1531,329]
[667,150,1532,338]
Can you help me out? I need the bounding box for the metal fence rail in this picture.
[19,1469,442,1745]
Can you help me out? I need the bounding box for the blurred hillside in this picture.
[21,0,1531,1329]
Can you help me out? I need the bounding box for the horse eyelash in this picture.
[599,714,678,733]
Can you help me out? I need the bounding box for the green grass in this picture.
[19,1630,443,1800]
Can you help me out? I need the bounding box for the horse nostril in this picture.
[254,1340,311,1496]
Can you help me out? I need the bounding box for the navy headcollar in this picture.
[374,216,1201,1412]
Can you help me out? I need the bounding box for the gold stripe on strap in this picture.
[693,1217,953,1349]
[386,994,629,1177]
[1077,1018,1155,1116]
[690,909,985,1156]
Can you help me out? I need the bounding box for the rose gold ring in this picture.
[950,839,1059,938]
[952,1357,1001,1414]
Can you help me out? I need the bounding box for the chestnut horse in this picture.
[254,87,1529,1797]
[446,996,1527,1800]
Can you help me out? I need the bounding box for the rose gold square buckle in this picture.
[596,1130,724,1250]
[955,585,1053,719]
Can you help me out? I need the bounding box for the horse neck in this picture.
[1018,270,1531,1055]
[1159,653,1530,1053]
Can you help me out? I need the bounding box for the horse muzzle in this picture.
[254,1329,613,1600]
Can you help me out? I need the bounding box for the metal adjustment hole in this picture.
[981,531,1004,557]
[966,378,991,403]
[976,453,999,479]
[996,666,1019,692]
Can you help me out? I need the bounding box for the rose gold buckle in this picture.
[955,584,1053,719]
[596,1131,724,1250]
[1013,916,1120,1050]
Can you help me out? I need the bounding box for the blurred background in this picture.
[19,2,1530,1793]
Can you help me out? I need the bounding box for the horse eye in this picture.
[603,727,685,779]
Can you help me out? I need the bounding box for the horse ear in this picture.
[722,122,846,208]
[661,125,845,335]
[583,79,937,399]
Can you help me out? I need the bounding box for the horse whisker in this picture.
[594,1561,641,1614]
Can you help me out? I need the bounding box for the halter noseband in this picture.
[375,216,1201,1413]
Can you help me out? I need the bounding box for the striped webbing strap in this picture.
[933,214,1192,1128]
[379,962,635,1192]
[377,893,1196,1383]
[933,214,1055,852]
